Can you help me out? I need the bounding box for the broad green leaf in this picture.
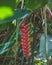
[0,0,16,20]
[25,0,47,10]
[39,34,52,58]
[0,7,14,20]
[0,9,31,24]
[13,8,31,19]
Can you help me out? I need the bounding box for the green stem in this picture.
[14,20,20,65]
[43,7,49,65]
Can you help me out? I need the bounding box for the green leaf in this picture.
[0,9,31,24]
[14,8,31,19]
[0,28,16,54]
[0,7,14,20]
[0,24,7,30]
[0,0,16,20]
[25,0,47,10]
[39,34,52,58]
[47,20,52,34]
[0,41,15,54]
[0,0,16,9]
[47,0,52,9]
[16,0,20,3]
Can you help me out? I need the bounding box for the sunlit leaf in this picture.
[16,0,19,3]
[0,7,14,20]
[0,8,31,24]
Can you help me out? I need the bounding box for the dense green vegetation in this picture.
[0,0,52,65]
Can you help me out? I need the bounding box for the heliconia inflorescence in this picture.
[20,18,31,57]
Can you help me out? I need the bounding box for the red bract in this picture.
[21,22,31,57]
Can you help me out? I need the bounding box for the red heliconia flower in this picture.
[20,19,31,57]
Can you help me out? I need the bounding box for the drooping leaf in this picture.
[39,34,52,58]
[0,41,15,54]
